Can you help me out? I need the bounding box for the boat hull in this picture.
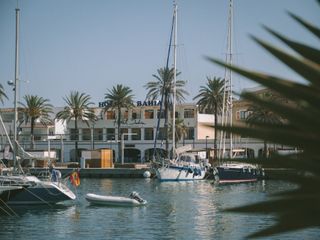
[85,193,147,206]
[216,164,264,183]
[155,165,206,181]
[0,175,76,205]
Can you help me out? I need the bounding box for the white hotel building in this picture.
[0,96,278,164]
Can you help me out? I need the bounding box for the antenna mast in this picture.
[219,0,233,159]
[13,8,20,169]
[172,1,177,157]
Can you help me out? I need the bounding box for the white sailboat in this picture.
[154,2,209,181]
[0,8,76,205]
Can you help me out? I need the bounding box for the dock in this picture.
[29,167,154,179]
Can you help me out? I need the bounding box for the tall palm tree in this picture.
[144,67,188,157]
[0,84,8,104]
[19,95,53,149]
[104,84,134,163]
[208,2,320,237]
[56,91,96,162]
[193,77,224,160]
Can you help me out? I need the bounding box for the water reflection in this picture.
[0,179,318,240]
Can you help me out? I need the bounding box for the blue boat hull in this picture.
[216,166,264,183]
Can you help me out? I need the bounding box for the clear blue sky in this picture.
[0,0,319,108]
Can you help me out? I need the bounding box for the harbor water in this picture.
[0,179,319,240]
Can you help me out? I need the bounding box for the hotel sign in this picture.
[98,100,161,108]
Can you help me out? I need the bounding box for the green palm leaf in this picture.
[208,3,320,238]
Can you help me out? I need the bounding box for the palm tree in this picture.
[208,3,320,238]
[56,91,96,162]
[169,118,188,148]
[19,95,53,149]
[104,84,134,163]
[0,84,8,104]
[144,67,188,157]
[246,93,283,158]
[193,77,224,160]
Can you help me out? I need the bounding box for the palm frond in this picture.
[208,3,320,236]
[263,25,320,64]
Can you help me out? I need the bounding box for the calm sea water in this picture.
[0,179,319,240]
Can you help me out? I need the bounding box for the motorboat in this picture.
[85,192,147,206]
[0,173,76,205]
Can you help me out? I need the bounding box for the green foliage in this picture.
[56,91,96,161]
[20,95,53,126]
[193,77,224,115]
[19,95,53,149]
[104,84,134,162]
[169,118,188,146]
[144,67,188,157]
[56,91,96,125]
[193,77,224,160]
[208,4,320,238]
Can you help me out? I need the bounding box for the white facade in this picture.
[0,101,273,163]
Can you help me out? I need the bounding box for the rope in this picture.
[0,197,19,217]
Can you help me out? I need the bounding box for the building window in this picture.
[123,110,129,120]
[106,128,115,140]
[170,111,179,118]
[132,110,141,119]
[184,109,195,118]
[144,109,154,119]
[82,129,91,140]
[185,127,194,140]
[157,110,165,119]
[70,129,78,140]
[156,127,165,140]
[236,110,252,120]
[94,128,103,140]
[144,128,154,140]
[106,110,116,120]
[131,128,141,140]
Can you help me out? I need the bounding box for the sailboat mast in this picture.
[219,0,233,159]
[172,2,177,157]
[13,8,20,168]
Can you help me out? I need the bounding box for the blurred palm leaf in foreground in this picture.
[208,2,320,238]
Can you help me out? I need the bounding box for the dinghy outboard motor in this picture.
[129,191,144,203]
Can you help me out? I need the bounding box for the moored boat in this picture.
[0,174,76,205]
[215,163,264,183]
[0,7,77,206]
[155,150,209,181]
[85,192,147,206]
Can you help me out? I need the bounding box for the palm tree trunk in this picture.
[117,107,121,163]
[75,119,79,162]
[30,117,35,150]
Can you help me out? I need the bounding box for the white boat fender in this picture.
[143,171,151,178]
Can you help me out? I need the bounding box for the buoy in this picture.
[143,171,151,178]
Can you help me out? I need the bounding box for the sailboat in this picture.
[154,2,209,181]
[215,0,264,183]
[0,8,76,205]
